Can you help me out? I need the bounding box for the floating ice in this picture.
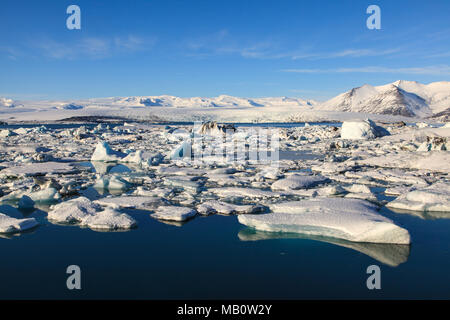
[341,119,390,140]
[94,175,131,191]
[48,196,100,223]
[271,174,328,191]
[238,198,410,244]
[386,183,450,212]
[48,196,137,230]
[0,212,38,234]
[151,206,197,221]
[18,195,35,209]
[0,162,76,177]
[197,200,265,215]
[95,196,167,210]
[79,207,137,231]
[91,141,126,162]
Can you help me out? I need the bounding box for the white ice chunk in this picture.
[48,196,136,230]
[95,196,166,210]
[48,196,100,223]
[386,183,450,212]
[0,213,38,234]
[79,207,137,231]
[341,119,389,140]
[91,141,126,162]
[238,198,410,244]
[271,174,328,191]
[151,206,197,221]
[94,176,131,191]
[197,200,264,215]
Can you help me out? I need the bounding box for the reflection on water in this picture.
[388,207,450,220]
[238,228,410,267]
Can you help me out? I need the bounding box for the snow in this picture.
[340,119,389,140]
[91,141,126,162]
[317,80,450,118]
[0,162,76,177]
[95,196,166,210]
[270,174,328,191]
[151,206,197,221]
[197,200,264,215]
[387,183,450,212]
[79,207,137,231]
[238,198,411,244]
[0,212,38,234]
[48,197,100,223]
[48,196,137,230]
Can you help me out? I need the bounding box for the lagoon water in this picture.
[1,204,449,299]
[0,122,449,299]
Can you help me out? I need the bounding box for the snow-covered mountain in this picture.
[317,80,450,118]
[109,94,317,108]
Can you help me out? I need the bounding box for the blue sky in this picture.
[1,0,450,101]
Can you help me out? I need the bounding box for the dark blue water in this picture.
[0,205,449,299]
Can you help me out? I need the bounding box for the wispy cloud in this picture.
[2,35,157,60]
[184,30,400,61]
[34,35,156,59]
[282,65,450,76]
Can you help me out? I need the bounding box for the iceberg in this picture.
[48,196,100,223]
[197,200,265,215]
[79,207,137,231]
[271,174,328,191]
[386,183,450,212]
[91,141,126,162]
[340,119,390,140]
[94,175,131,191]
[0,213,38,234]
[151,206,197,221]
[238,198,410,244]
[48,196,137,230]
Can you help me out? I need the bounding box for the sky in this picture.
[1,0,450,101]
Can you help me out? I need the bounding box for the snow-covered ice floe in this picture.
[151,206,197,221]
[48,197,137,231]
[94,196,167,210]
[197,200,266,215]
[340,119,390,140]
[386,183,450,213]
[0,205,39,234]
[238,198,411,244]
[271,174,328,191]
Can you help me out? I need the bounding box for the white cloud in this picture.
[282,65,450,76]
[7,35,157,60]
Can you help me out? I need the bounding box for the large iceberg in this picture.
[341,119,390,140]
[238,198,410,244]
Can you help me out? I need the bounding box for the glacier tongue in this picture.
[237,198,411,244]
